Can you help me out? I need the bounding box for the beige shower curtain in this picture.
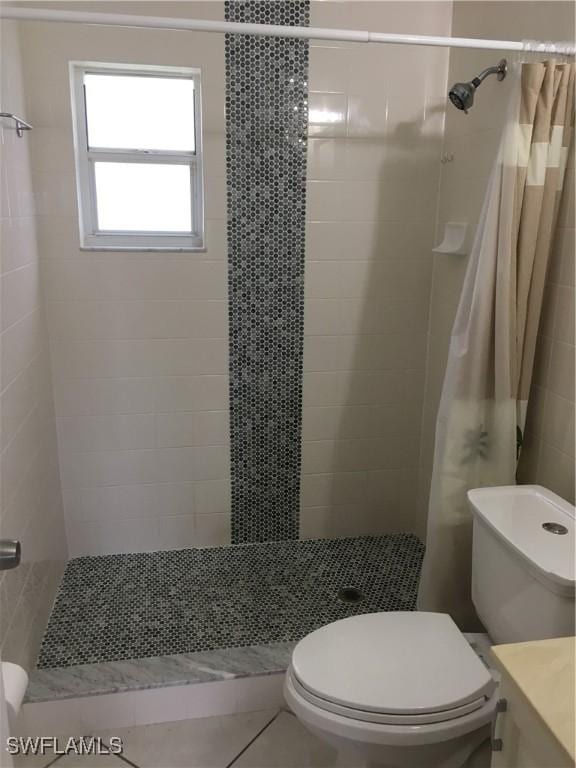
[418,60,575,627]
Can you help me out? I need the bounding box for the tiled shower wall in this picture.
[416,0,575,538]
[20,3,231,556]
[11,3,573,559]
[0,20,67,671]
[18,1,453,555]
[300,2,451,538]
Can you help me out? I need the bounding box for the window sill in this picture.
[79,245,208,253]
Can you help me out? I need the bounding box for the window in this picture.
[70,63,204,250]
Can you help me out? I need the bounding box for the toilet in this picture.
[284,485,575,768]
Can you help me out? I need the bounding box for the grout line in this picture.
[42,754,64,768]
[116,751,141,768]
[225,710,281,768]
[0,347,42,398]
[36,735,138,768]
[98,737,141,768]
[0,303,39,337]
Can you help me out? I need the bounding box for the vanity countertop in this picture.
[491,636,575,763]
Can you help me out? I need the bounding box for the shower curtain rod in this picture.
[1,6,574,55]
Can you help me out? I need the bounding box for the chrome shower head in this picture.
[448,58,507,113]
[449,81,476,112]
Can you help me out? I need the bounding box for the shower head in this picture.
[449,58,507,113]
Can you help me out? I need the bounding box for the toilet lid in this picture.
[291,612,495,716]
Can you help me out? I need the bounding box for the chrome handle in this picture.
[0,112,33,138]
[0,540,21,570]
[491,698,507,752]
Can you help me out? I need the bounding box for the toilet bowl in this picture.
[284,486,575,768]
[284,612,497,768]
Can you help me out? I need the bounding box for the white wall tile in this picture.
[194,480,231,516]
[195,513,231,547]
[57,414,156,452]
[302,404,411,441]
[61,445,230,489]
[303,370,406,407]
[308,92,348,138]
[308,45,350,92]
[1,356,40,450]
[303,333,427,372]
[303,1,449,540]
[157,515,198,550]
[1,262,40,330]
[46,300,228,341]
[1,309,40,390]
[301,435,413,475]
[156,446,230,483]
[305,219,432,261]
[53,377,159,417]
[156,411,229,448]
[60,449,160,489]
[0,217,38,274]
[26,12,234,553]
[42,257,228,302]
[0,21,66,672]
[50,338,228,379]
[63,482,195,523]
[155,376,229,413]
[66,518,163,556]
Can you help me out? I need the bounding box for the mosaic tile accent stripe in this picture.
[37,534,424,668]
[225,0,310,543]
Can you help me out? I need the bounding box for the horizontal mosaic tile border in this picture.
[224,0,311,543]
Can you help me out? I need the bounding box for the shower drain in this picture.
[337,586,365,604]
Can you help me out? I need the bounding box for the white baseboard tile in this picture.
[21,674,285,736]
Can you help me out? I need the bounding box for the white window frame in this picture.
[70,61,204,251]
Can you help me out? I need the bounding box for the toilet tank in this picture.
[468,485,575,644]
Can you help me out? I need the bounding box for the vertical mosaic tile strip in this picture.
[225,0,310,543]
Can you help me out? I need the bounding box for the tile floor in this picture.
[14,708,492,768]
[14,710,355,768]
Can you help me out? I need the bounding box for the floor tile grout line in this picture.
[39,737,135,768]
[117,751,142,768]
[225,709,282,768]
[42,754,64,768]
[99,736,141,768]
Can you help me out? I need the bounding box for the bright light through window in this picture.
[71,63,204,250]
[84,74,196,152]
[94,163,192,232]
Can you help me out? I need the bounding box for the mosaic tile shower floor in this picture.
[37,534,424,669]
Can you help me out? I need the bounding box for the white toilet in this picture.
[284,485,575,768]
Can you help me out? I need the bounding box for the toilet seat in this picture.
[290,612,496,724]
[284,670,497,748]
[288,670,489,726]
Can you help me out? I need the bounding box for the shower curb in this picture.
[26,642,294,703]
